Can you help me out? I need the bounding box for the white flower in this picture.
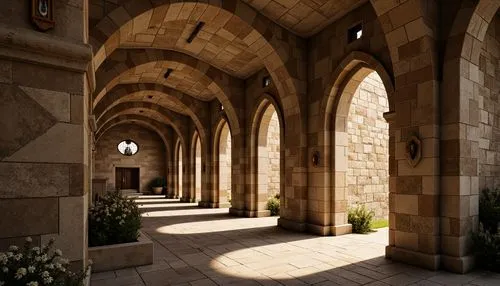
[6,252,13,258]
[0,281,4,286]
[2,267,7,273]
[28,266,35,273]
[96,217,101,222]
[43,276,53,284]
[25,237,33,243]
[45,264,54,270]
[34,256,41,262]
[14,253,22,261]
[41,271,50,278]
[55,249,62,256]
[119,220,125,225]
[88,259,93,265]
[60,258,69,264]
[27,282,38,286]
[54,263,62,269]
[0,253,7,265]
[8,245,18,252]
[32,247,40,254]
[15,267,27,279]
[41,254,48,262]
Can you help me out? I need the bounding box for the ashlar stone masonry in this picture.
[347,72,389,219]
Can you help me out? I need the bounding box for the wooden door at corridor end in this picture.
[115,167,139,190]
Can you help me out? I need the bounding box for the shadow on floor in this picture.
[91,200,500,286]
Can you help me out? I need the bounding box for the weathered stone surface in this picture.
[0,198,58,238]
[20,86,70,122]
[0,83,57,160]
[4,123,84,164]
[0,162,69,198]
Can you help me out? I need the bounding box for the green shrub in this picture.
[348,205,374,234]
[471,223,500,271]
[472,188,500,272]
[0,237,89,286]
[479,188,500,234]
[89,191,141,247]
[267,197,280,216]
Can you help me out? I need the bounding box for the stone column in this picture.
[0,1,92,272]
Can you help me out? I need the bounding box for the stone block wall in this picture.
[220,130,232,203]
[266,111,280,198]
[94,124,166,194]
[347,71,389,219]
[478,15,500,191]
[0,0,91,269]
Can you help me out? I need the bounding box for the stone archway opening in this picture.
[194,136,202,202]
[217,121,232,207]
[176,142,183,200]
[346,71,389,221]
[333,68,391,235]
[256,104,281,216]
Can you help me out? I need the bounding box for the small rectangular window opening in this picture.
[348,23,363,43]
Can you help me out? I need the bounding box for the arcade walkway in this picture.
[91,197,500,286]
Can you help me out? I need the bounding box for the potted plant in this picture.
[148,177,165,195]
[88,191,153,272]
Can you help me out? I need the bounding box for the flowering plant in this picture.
[88,191,141,247]
[0,237,88,286]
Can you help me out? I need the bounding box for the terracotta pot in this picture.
[152,187,163,195]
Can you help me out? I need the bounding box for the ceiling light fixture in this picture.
[187,21,205,43]
[164,68,173,79]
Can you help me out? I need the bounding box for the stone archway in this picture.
[190,132,202,202]
[249,95,285,217]
[213,118,232,208]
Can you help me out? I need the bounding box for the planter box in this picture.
[88,231,153,272]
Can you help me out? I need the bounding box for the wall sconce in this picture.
[262,76,271,88]
[312,151,320,167]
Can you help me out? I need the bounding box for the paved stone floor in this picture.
[91,197,500,286]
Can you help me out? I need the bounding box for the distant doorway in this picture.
[115,167,139,190]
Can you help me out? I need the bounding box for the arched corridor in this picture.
[3,0,500,282]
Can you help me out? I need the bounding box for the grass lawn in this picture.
[371,219,388,229]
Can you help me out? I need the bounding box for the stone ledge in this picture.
[88,231,153,272]
[0,23,92,72]
[387,245,440,271]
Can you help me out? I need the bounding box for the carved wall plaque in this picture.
[31,0,55,31]
[405,135,422,168]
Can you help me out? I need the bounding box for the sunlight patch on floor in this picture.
[155,216,279,234]
[142,207,229,218]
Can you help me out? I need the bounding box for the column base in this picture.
[441,254,475,274]
[198,201,212,208]
[179,197,190,203]
[306,223,330,235]
[331,224,352,236]
[278,217,307,232]
[229,207,245,216]
[245,210,271,217]
[387,246,440,271]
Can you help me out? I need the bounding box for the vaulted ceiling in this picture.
[242,0,368,37]
[90,0,372,140]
